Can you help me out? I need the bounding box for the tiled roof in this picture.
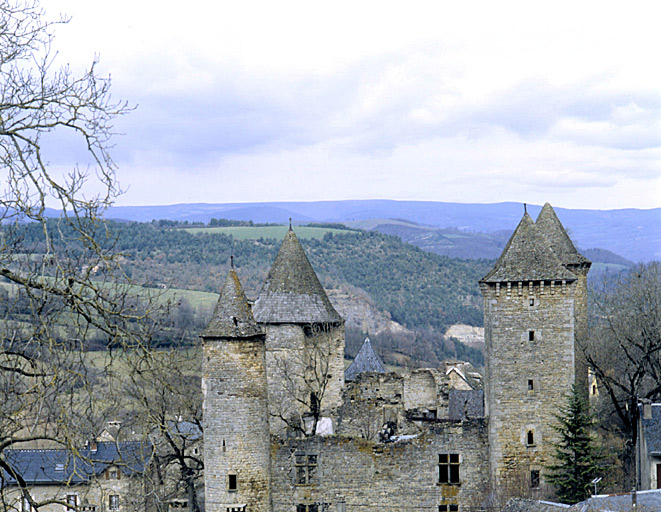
[482,209,578,283]
[201,266,263,339]
[535,203,591,268]
[571,489,661,511]
[344,337,386,381]
[2,441,152,486]
[252,228,342,324]
[641,403,661,455]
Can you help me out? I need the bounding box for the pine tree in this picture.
[546,384,603,504]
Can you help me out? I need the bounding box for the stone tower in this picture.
[480,203,590,498]
[252,226,345,435]
[201,265,271,512]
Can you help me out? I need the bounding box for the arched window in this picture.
[527,430,535,445]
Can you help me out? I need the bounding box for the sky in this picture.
[45,1,661,210]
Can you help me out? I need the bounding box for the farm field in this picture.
[183,225,357,240]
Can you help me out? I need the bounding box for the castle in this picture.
[201,203,591,512]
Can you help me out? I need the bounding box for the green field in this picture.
[183,225,357,240]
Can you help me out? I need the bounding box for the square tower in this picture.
[480,204,590,499]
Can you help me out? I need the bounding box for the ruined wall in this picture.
[482,279,576,498]
[336,373,406,440]
[203,337,271,512]
[271,422,490,512]
[264,323,345,435]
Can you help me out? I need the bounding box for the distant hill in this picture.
[105,200,660,262]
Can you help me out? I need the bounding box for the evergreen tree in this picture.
[546,385,603,504]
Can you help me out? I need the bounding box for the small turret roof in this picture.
[252,228,342,324]
[201,266,263,339]
[482,211,577,283]
[535,203,591,267]
[344,337,386,381]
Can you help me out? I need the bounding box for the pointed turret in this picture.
[534,203,591,269]
[344,337,386,381]
[252,228,342,324]
[201,265,263,339]
[201,265,271,512]
[481,212,576,283]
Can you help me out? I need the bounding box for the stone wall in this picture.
[264,324,345,435]
[482,280,576,498]
[203,337,271,512]
[271,421,490,512]
[4,471,144,512]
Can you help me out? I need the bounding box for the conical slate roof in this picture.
[535,203,590,267]
[252,228,342,324]
[201,266,263,339]
[482,211,577,283]
[344,337,386,381]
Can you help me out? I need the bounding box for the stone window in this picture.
[297,504,328,512]
[109,495,120,511]
[66,495,78,512]
[439,505,459,512]
[225,507,245,512]
[530,470,540,488]
[295,454,318,485]
[438,454,460,484]
[527,430,535,445]
[106,467,120,480]
[228,473,238,491]
[528,330,535,342]
[527,379,534,392]
[529,298,535,307]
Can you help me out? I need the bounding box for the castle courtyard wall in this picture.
[271,421,490,512]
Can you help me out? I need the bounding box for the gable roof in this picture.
[252,228,342,324]
[482,210,578,283]
[535,203,590,268]
[2,441,152,486]
[344,337,386,381]
[201,266,263,339]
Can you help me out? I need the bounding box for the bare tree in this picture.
[0,2,162,509]
[583,262,661,481]
[122,343,204,512]
[271,323,339,437]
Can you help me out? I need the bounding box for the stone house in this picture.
[201,202,591,512]
[2,441,152,512]
[637,401,661,490]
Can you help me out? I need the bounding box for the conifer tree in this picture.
[546,384,603,504]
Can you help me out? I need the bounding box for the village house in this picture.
[2,441,152,512]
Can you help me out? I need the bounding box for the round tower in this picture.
[201,264,271,512]
[481,204,590,500]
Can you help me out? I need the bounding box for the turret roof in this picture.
[535,203,591,267]
[482,211,577,283]
[252,228,342,324]
[344,337,386,381]
[201,265,263,339]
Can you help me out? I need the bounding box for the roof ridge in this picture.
[482,209,578,283]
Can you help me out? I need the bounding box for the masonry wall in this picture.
[203,337,271,512]
[5,472,143,512]
[264,324,345,434]
[482,279,576,498]
[271,421,490,512]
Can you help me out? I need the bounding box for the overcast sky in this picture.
[47,1,660,210]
